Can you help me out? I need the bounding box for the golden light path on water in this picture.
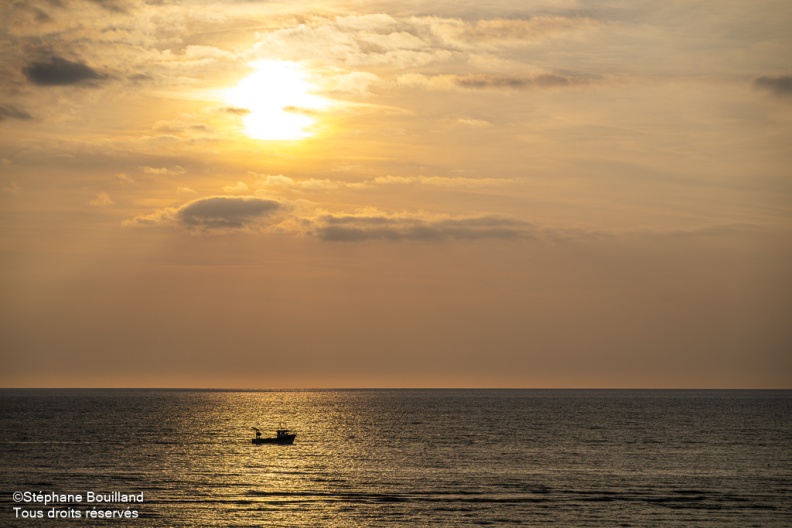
[225,60,329,141]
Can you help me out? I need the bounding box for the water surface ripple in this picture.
[1,389,789,526]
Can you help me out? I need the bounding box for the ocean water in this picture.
[0,389,790,527]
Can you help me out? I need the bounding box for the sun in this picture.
[225,60,329,141]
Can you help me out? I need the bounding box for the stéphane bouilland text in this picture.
[15,491,144,505]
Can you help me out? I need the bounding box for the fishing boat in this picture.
[251,427,296,445]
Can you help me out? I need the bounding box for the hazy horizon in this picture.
[1,0,790,389]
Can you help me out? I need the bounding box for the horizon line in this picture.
[1,387,790,391]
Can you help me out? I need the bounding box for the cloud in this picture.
[324,71,381,96]
[0,104,33,121]
[253,174,295,188]
[249,16,437,68]
[371,175,507,188]
[250,14,598,70]
[88,191,114,207]
[314,214,529,242]
[23,56,106,86]
[253,174,342,192]
[454,117,491,127]
[86,0,130,14]
[178,196,281,229]
[10,2,51,24]
[626,223,760,240]
[222,181,249,194]
[754,75,792,97]
[464,17,599,41]
[152,118,211,135]
[427,16,600,50]
[124,197,750,244]
[252,173,509,193]
[124,195,527,241]
[397,72,594,91]
[1,181,21,194]
[218,106,251,116]
[140,165,185,176]
[124,196,282,231]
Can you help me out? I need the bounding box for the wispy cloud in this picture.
[140,165,186,176]
[398,72,596,91]
[218,106,251,116]
[88,191,114,207]
[249,14,598,70]
[0,104,32,121]
[222,181,250,194]
[1,181,21,194]
[314,213,530,242]
[370,175,508,188]
[252,173,510,193]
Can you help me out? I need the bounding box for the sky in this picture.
[1,0,790,388]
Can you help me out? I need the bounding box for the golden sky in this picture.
[1,0,790,388]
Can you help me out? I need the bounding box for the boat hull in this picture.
[252,434,296,445]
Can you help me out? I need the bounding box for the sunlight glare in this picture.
[225,60,328,141]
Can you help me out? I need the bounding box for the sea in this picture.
[0,389,790,527]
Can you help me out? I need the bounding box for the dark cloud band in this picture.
[317,215,528,242]
[456,73,588,90]
[754,75,792,97]
[23,56,105,86]
[176,196,282,229]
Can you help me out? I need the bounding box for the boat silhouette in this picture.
[251,427,296,445]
